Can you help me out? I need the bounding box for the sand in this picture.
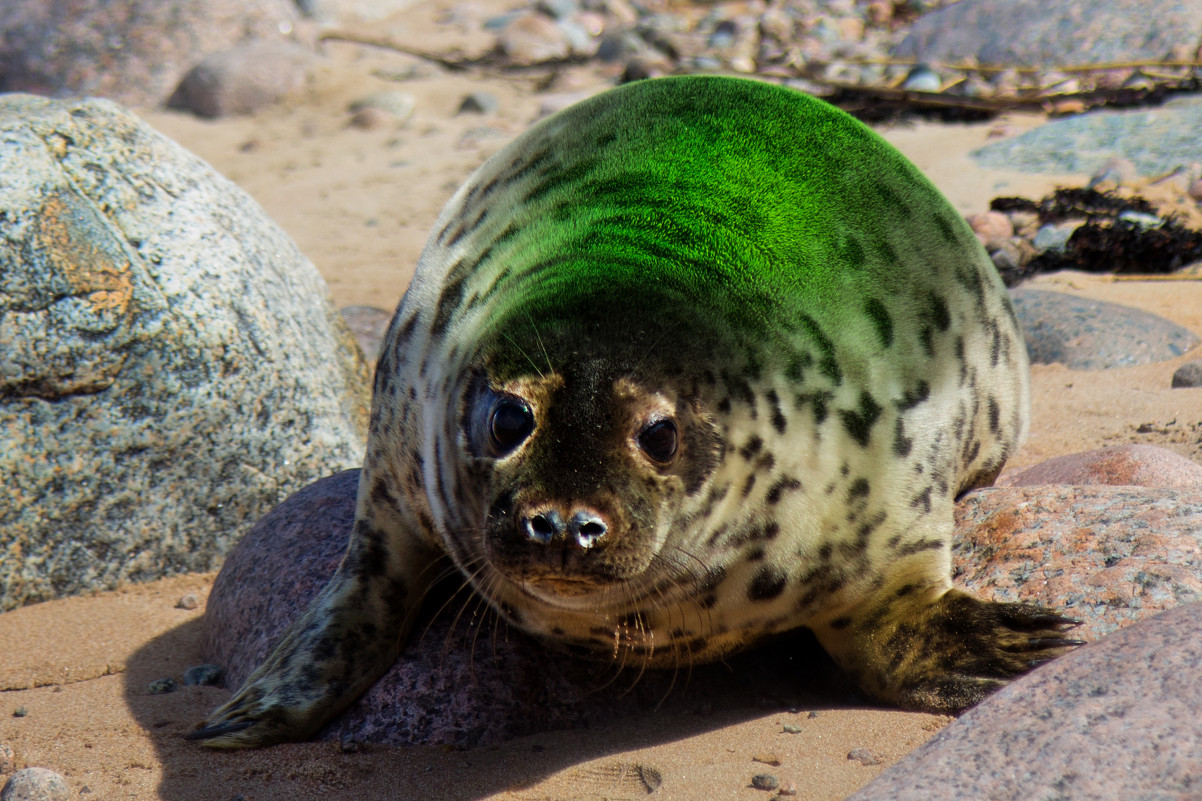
[5,10,1202,800]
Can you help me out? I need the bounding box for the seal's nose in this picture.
[521,507,608,549]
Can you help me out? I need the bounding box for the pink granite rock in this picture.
[954,485,1202,641]
[847,602,1202,801]
[201,470,842,747]
[999,444,1202,489]
[204,474,1202,745]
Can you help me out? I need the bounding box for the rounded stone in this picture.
[1171,359,1202,388]
[1002,444,1202,489]
[847,603,1202,801]
[965,211,1013,248]
[168,41,316,119]
[0,94,369,611]
[1009,288,1200,369]
[0,768,68,801]
[0,0,300,108]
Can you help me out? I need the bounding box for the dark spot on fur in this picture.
[840,391,882,447]
[748,565,787,601]
[766,476,802,504]
[864,298,893,348]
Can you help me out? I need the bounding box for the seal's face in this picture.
[457,355,724,611]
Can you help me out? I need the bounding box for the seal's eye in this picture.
[638,419,678,463]
[489,399,534,453]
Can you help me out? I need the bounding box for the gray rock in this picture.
[0,94,369,611]
[0,0,301,108]
[894,0,1202,68]
[1010,288,1199,369]
[974,94,1202,176]
[0,744,13,774]
[954,485,1202,642]
[847,603,1202,801]
[348,91,416,122]
[168,41,316,119]
[339,305,393,361]
[1031,221,1083,252]
[1172,359,1202,387]
[0,768,68,801]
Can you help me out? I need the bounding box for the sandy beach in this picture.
[5,7,1202,800]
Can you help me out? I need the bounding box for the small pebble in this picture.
[965,211,1013,248]
[776,781,799,797]
[807,710,819,719]
[751,773,780,791]
[0,744,15,773]
[901,64,941,92]
[175,594,200,610]
[0,767,69,801]
[11,709,25,719]
[1172,360,1202,388]
[752,752,781,766]
[847,747,882,766]
[349,107,393,131]
[1032,222,1080,252]
[147,678,178,695]
[1117,210,1162,230]
[782,724,802,733]
[457,92,500,115]
[182,664,225,687]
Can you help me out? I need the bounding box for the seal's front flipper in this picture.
[191,511,435,748]
[815,585,1082,714]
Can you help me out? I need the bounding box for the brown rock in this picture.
[496,13,573,65]
[0,0,300,108]
[168,41,316,119]
[999,444,1202,489]
[965,211,1013,248]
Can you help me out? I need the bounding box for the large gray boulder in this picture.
[0,94,371,611]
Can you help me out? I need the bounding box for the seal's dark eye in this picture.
[638,419,677,463]
[489,399,534,453]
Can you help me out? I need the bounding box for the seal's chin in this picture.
[520,575,610,600]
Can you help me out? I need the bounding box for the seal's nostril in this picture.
[569,511,608,548]
[523,511,563,544]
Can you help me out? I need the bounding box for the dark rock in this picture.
[1009,288,1199,369]
[182,664,225,686]
[1000,444,1202,488]
[847,603,1202,801]
[954,485,1202,641]
[0,0,300,108]
[0,768,68,801]
[0,95,369,611]
[457,92,500,115]
[1171,359,1202,387]
[894,0,1202,68]
[168,41,316,119]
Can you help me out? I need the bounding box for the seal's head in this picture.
[455,312,727,611]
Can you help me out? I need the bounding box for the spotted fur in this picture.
[192,77,1078,748]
